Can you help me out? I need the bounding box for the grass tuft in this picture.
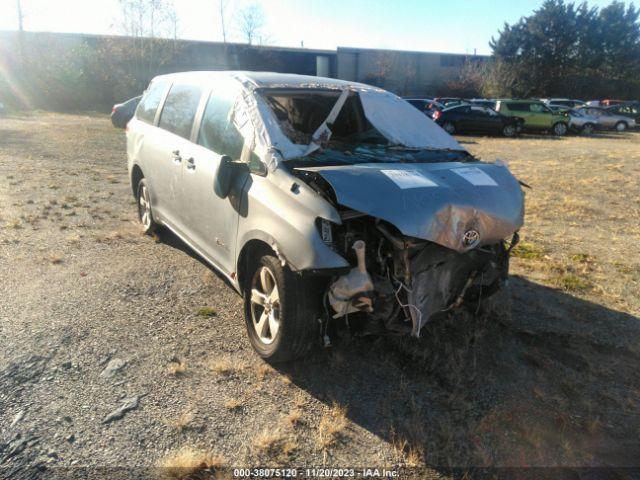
[511,242,546,260]
[253,428,284,456]
[171,410,195,431]
[158,447,224,479]
[167,361,187,376]
[197,306,217,317]
[316,402,347,450]
[209,357,238,376]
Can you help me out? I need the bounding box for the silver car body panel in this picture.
[295,161,524,253]
[579,107,637,129]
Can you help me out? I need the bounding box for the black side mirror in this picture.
[214,156,248,199]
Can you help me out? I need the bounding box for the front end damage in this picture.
[291,161,524,338]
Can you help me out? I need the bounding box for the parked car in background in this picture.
[601,99,624,107]
[111,95,142,129]
[433,104,521,137]
[565,109,599,135]
[127,71,525,361]
[542,98,585,109]
[606,102,640,124]
[403,97,444,117]
[576,106,636,131]
[495,99,570,135]
[434,97,466,107]
[469,98,497,109]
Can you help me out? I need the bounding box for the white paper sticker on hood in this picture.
[452,167,498,186]
[381,169,438,189]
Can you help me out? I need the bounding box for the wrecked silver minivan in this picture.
[127,71,524,362]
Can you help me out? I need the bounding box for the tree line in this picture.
[459,0,640,99]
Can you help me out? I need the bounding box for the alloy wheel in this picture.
[554,123,567,136]
[249,266,281,345]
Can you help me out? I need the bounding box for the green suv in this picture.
[495,99,570,136]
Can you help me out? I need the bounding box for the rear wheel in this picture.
[243,254,321,362]
[136,178,158,234]
[615,121,627,132]
[502,124,517,137]
[581,123,595,135]
[552,122,568,136]
[442,121,456,134]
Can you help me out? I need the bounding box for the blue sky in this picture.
[0,0,632,54]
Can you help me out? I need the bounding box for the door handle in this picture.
[172,150,182,164]
[186,157,196,170]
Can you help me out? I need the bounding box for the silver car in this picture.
[127,71,525,362]
[565,109,600,135]
[577,106,636,131]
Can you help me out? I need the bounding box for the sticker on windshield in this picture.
[381,169,438,189]
[452,167,498,186]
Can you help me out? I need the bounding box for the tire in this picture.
[136,178,158,235]
[442,122,456,134]
[552,122,568,136]
[581,123,595,135]
[502,124,517,137]
[243,254,321,362]
[615,121,627,132]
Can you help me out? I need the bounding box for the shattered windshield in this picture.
[261,89,385,148]
[260,88,466,161]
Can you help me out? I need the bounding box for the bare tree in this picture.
[16,0,24,31]
[104,0,182,95]
[236,4,265,45]
[117,0,177,38]
[218,0,229,43]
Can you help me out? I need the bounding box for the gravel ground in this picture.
[1,112,639,479]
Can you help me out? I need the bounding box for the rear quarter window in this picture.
[505,103,530,112]
[158,84,203,140]
[136,81,168,125]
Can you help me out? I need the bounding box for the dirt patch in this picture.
[1,113,639,478]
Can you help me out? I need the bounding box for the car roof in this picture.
[152,71,366,91]
[496,99,542,103]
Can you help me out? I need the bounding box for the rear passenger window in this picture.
[506,103,529,112]
[198,83,246,161]
[136,81,167,125]
[158,84,203,140]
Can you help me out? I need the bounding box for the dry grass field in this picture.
[1,112,639,479]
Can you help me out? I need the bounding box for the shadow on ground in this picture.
[157,224,640,474]
[276,277,640,474]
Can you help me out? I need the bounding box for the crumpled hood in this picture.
[296,161,524,252]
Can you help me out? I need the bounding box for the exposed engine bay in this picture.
[291,166,520,338]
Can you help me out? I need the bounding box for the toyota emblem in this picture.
[462,229,480,248]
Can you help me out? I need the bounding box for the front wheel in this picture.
[502,124,517,137]
[552,122,568,136]
[243,254,321,362]
[136,178,159,234]
[581,123,595,135]
[615,121,627,132]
